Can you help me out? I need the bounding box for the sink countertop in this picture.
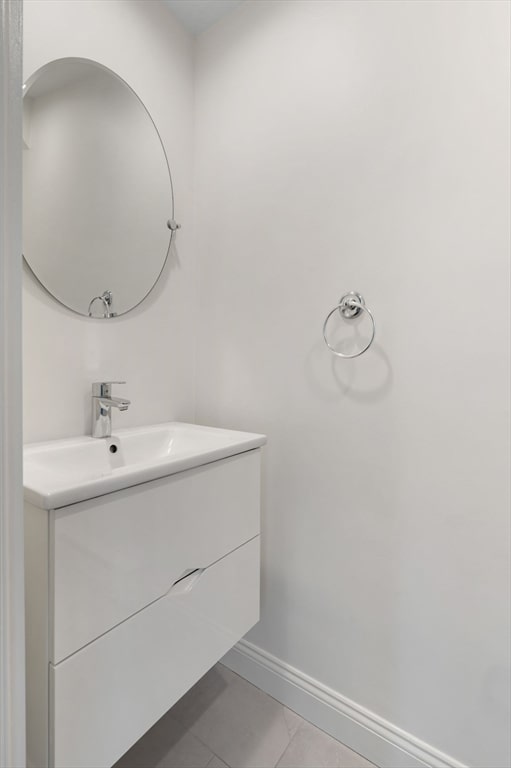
[23,422,266,509]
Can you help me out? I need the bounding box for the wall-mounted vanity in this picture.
[24,422,265,768]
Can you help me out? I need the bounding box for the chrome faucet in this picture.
[91,381,130,438]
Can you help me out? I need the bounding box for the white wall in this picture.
[23,0,196,442]
[194,2,511,766]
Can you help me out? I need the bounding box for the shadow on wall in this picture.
[305,340,393,404]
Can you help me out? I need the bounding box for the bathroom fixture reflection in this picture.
[88,290,116,318]
[323,292,376,358]
[23,57,177,317]
[91,381,130,438]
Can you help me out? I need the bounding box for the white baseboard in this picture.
[222,640,467,768]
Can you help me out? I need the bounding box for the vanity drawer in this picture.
[51,536,260,768]
[51,449,260,663]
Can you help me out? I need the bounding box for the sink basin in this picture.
[24,422,266,509]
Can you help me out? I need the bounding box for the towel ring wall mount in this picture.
[323,292,375,359]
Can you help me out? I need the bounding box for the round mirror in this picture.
[23,58,175,318]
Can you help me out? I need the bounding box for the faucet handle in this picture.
[92,381,126,397]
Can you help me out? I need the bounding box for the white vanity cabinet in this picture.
[25,448,262,768]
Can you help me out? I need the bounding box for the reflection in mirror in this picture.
[23,58,174,317]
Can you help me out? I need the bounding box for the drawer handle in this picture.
[168,568,204,596]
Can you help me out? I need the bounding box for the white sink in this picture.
[23,422,266,509]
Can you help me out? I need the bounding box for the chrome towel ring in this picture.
[323,292,375,358]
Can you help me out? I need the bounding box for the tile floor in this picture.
[114,664,376,768]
